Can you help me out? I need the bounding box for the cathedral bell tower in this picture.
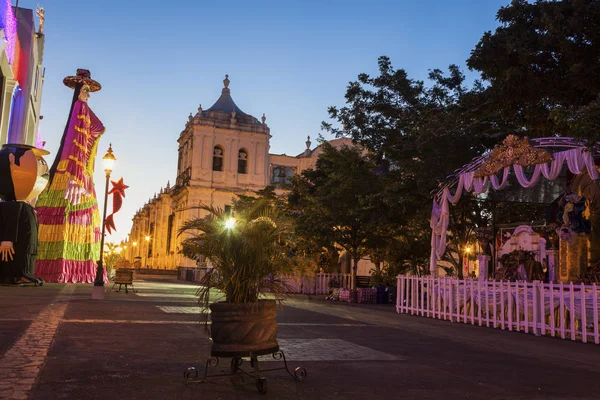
[176,75,271,191]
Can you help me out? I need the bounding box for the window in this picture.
[213,146,223,171]
[238,149,248,174]
[224,205,232,215]
[271,166,294,185]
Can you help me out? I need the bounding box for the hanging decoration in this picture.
[105,177,129,234]
[474,135,553,178]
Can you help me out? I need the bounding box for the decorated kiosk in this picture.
[430,135,600,283]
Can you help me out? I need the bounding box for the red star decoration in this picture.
[108,177,129,197]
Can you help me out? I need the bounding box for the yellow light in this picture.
[123,245,127,249]
[145,236,150,241]
[465,246,472,254]
[102,144,116,174]
[225,218,236,229]
[132,242,138,247]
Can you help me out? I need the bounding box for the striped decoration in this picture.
[35,100,106,283]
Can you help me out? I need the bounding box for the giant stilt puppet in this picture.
[35,69,107,283]
[0,144,50,285]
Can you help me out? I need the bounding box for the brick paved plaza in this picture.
[1,276,600,400]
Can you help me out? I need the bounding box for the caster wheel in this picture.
[37,281,44,287]
[256,377,267,394]
[294,367,307,381]
[184,367,198,382]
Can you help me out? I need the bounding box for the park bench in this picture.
[110,269,137,294]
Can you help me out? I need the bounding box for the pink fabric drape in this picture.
[430,147,599,275]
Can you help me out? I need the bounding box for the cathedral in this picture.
[124,75,353,269]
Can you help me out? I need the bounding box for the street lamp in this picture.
[92,144,116,300]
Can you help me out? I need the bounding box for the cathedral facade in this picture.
[124,76,352,269]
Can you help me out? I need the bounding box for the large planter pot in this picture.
[209,299,279,357]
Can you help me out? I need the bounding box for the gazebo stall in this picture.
[430,135,600,282]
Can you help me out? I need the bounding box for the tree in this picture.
[468,0,600,143]
[288,141,389,288]
[323,57,500,275]
[103,242,122,277]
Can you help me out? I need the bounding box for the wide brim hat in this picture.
[63,69,102,92]
[2,143,50,156]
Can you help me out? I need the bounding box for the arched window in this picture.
[212,146,224,171]
[238,149,248,174]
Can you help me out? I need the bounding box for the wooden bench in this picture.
[110,270,137,294]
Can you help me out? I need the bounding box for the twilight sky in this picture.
[25,0,508,242]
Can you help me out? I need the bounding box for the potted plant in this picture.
[178,196,295,357]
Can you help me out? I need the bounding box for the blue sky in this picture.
[25,0,509,242]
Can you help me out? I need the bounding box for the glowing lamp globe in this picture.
[102,143,117,174]
[225,218,236,229]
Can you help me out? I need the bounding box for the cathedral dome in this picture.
[199,75,264,127]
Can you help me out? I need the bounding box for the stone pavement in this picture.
[1,276,600,399]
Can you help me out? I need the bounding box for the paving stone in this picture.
[9,391,29,400]
[0,285,74,400]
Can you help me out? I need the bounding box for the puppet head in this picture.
[0,144,50,202]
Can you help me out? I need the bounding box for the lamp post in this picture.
[92,144,116,300]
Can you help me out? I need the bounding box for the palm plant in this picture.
[178,197,295,310]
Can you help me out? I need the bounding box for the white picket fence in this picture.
[396,275,600,344]
[281,273,354,294]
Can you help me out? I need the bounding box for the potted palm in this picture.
[179,195,295,358]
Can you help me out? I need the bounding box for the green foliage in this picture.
[103,242,121,269]
[322,56,497,276]
[467,0,600,143]
[178,195,298,307]
[369,264,404,287]
[580,260,600,284]
[288,141,391,287]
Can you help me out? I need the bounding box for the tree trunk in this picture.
[351,254,358,290]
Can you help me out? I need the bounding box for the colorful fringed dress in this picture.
[35,99,106,283]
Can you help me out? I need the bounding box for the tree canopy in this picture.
[288,141,391,287]
[468,0,600,143]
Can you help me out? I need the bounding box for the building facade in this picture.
[124,76,358,271]
[0,3,45,147]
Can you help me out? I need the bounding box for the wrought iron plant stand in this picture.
[184,345,307,394]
